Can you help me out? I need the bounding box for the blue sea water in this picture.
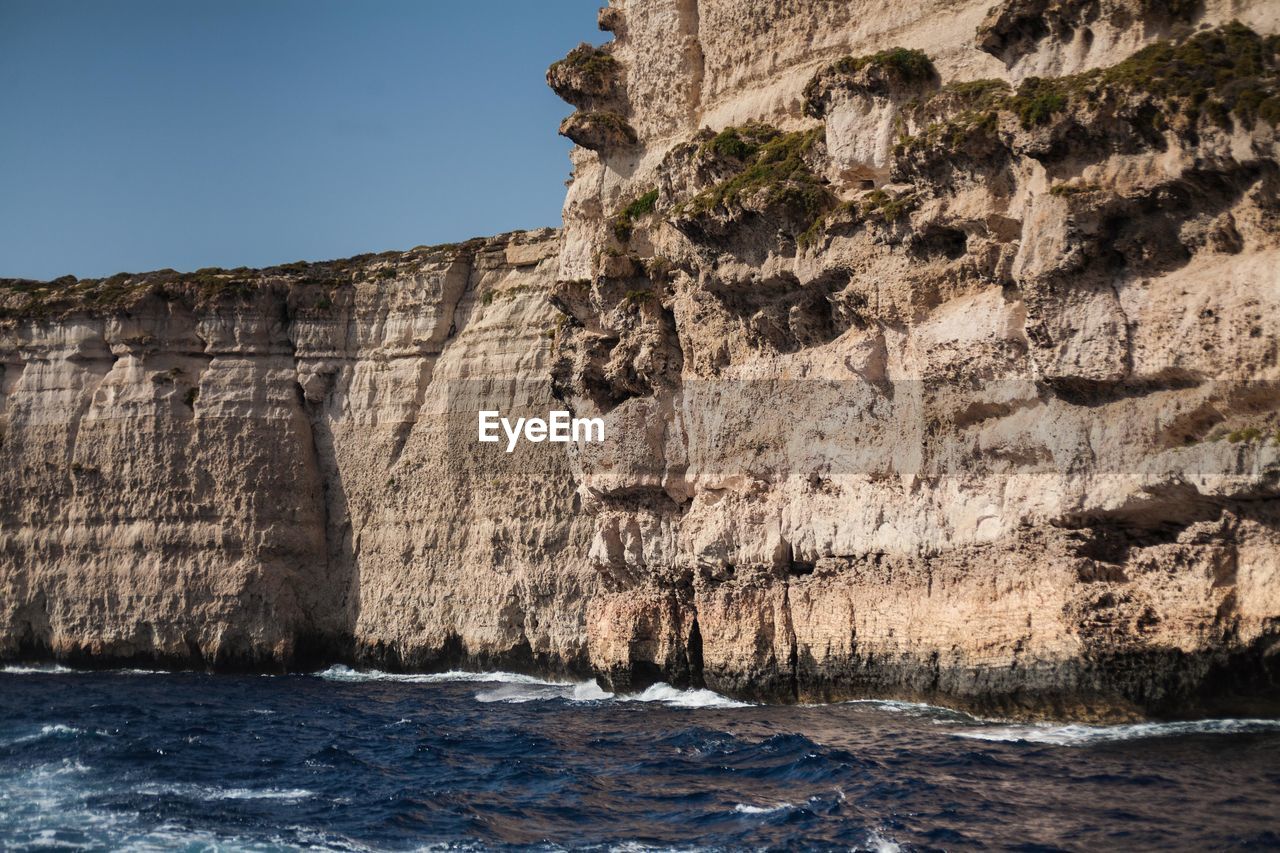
[1,666,1278,851]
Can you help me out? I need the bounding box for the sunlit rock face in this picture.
[3,1,1280,720]
[548,0,1280,719]
[0,231,597,677]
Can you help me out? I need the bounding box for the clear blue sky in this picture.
[0,1,602,280]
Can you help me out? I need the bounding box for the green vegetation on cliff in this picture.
[892,23,1280,168]
[549,43,619,80]
[804,48,938,116]
[613,189,659,241]
[676,123,835,235]
[0,239,488,320]
[1003,21,1280,129]
[547,43,622,103]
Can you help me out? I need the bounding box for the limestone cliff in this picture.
[547,0,1280,719]
[0,231,595,675]
[3,1,1280,720]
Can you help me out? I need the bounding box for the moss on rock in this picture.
[613,189,660,241]
[674,124,834,233]
[547,43,622,107]
[804,47,939,117]
[559,110,638,150]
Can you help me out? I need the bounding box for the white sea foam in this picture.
[206,787,315,801]
[473,679,749,708]
[1,664,169,676]
[619,683,752,709]
[474,679,612,704]
[733,802,794,815]
[313,666,751,708]
[954,717,1280,745]
[316,665,560,686]
[135,782,314,802]
[1,664,74,674]
[862,830,903,852]
[842,698,972,720]
[474,683,563,703]
[0,759,337,850]
[2,723,87,746]
[572,680,613,701]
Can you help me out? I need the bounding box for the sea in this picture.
[1,665,1278,851]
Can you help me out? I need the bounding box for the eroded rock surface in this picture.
[0,231,596,677]
[548,2,1280,719]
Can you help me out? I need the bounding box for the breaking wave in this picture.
[954,717,1280,745]
[1,664,167,676]
[619,683,752,709]
[318,666,749,708]
[0,664,75,675]
[135,783,315,802]
[1,724,89,747]
[315,665,562,686]
[472,679,751,708]
[734,801,794,814]
[473,680,611,703]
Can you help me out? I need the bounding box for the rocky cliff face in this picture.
[546,0,1280,719]
[0,232,596,675]
[2,1,1279,720]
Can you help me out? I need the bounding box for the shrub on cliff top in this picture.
[549,43,619,81]
[1004,21,1280,129]
[547,43,621,104]
[895,21,1280,166]
[559,110,639,150]
[841,47,936,84]
[1,267,270,319]
[676,124,836,239]
[702,124,775,160]
[1010,77,1068,128]
[804,47,939,116]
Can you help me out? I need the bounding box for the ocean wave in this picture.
[733,802,794,815]
[471,679,748,708]
[842,698,973,721]
[954,717,1280,745]
[474,679,612,704]
[315,665,563,686]
[1,664,75,675]
[313,666,749,707]
[135,783,314,802]
[619,683,752,709]
[418,673,748,709]
[2,723,89,747]
[208,787,315,801]
[862,830,903,853]
[572,680,614,701]
[1,664,170,676]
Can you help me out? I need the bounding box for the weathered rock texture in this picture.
[3,1,1280,720]
[548,0,1280,720]
[0,232,595,676]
